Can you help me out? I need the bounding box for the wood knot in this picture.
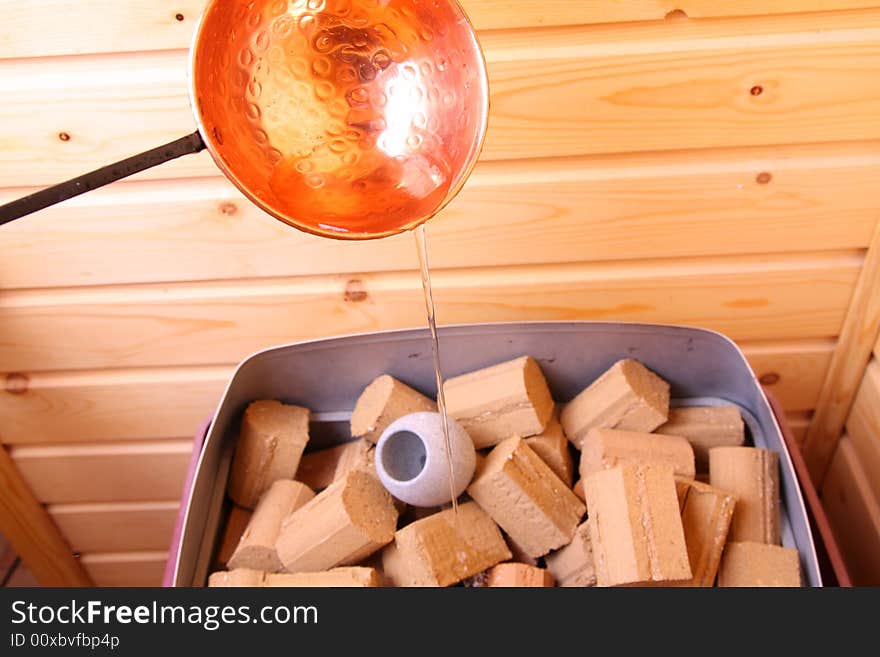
[664,9,688,21]
[58,131,71,142]
[749,85,763,96]
[219,202,238,216]
[344,279,368,302]
[759,372,780,386]
[756,172,772,185]
[175,13,185,22]
[5,372,30,395]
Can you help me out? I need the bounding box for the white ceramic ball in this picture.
[374,412,476,507]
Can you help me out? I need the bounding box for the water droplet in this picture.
[402,64,417,80]
[413,112,427,128]
[327,121,345,136]
[342,151,360,165]
[254,128,269,144]
[442,91,455,105]
[329,138,347,153]
[239,47,254,67]
[306,0,325,10]
[296,159,314,173]
[306,173,325,188]
[419,26,434,41]
[371,91,387,107]
[247,11,262,28]
[267,147,283,164]
[420,61,433,76]
[247,79,262,99]
[436,57,448,71]
[406,134,423,149]
[269,0,288,16]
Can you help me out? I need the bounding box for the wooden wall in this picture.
[822,334,880,585]
[1,1,880,585]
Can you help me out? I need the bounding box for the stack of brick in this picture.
[206,358,799,588]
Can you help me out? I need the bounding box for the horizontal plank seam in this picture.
[10,439,194,459]
[79,551,168,564]
[48,501,180,514]
[3,140,880,199]
[3,8,880,71]
[0,249,865,307]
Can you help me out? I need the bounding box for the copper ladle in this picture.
[0,0,489,240]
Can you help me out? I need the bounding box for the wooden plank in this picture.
[3,11,880,187]
[80,551,168,587]
[843,359,880,503]
[482,14,880,162]
[821,437,880,585]
[4,1,877,60]
[0,445,92,585]
[0,366,229,444]
[804,222,880,485]
[785,411,812,446]
[0,339,830,445]
[49,501,180,553]
[9,440,194,504]
[1,142,879,289]
[0,252,860,372]
[742,339,833,412]
[5,564,40,587]
[0,533,16,583]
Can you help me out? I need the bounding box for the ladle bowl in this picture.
[0,0,490,240]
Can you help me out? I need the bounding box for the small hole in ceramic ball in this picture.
[381,431,427,482]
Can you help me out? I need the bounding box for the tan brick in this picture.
[228,480,315,572]
[710,446,780,544]
[350,375,436,443]
[580,428,695,481]
[526,410,574,486]
[503,532,538,566]
[572,478,585,503]
[207,569,265,587]
[486,563,554,587]
[585,465,691,586]
[718,542,801,587]
[227,400,311,508]
[545,520,596,587]
[214,505,252,570]
[295,439,374,491]
[671,479,736,587]
[443,356,555,449]
[560,359,669,448]
[381,502,510,587]
[467,436,585,557]
[265,567,378,587]
[656,406,745,471]
[275,469,398,573]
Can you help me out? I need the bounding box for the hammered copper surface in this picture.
[192,0,488,239]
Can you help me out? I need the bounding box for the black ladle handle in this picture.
[0,130,206,227]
